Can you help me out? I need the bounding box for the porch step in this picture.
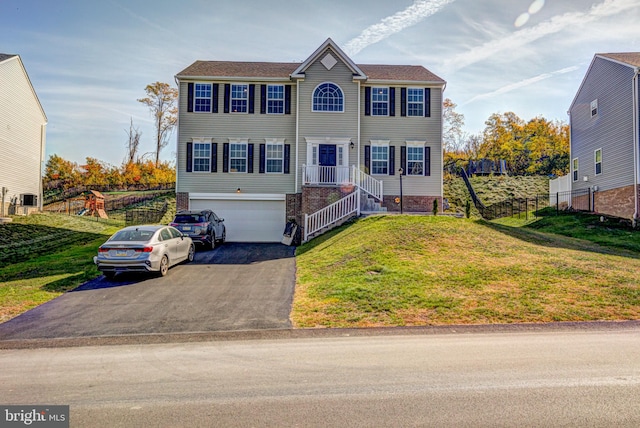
[361,195,387,213]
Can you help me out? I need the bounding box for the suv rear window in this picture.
[173,214,206,223]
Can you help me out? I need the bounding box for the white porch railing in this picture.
[302,165,351,185]
[352,165,383,201]
[304,190,359,242]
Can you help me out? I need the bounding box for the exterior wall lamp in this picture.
[236,188,241,193]
[350,141,355,149]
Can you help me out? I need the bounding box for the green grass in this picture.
[0,213,121,322]
[293,214,640,328]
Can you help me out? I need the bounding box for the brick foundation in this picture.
[286,193,303,225]
[593,185,636,220]
[382,195,443,213]
[176,192,189,211]
[301,185,357,216]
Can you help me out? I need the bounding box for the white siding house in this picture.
[0,54,47,216]
[569,53,640,223]
[175,39,445,242]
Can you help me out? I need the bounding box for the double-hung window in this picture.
[313,82,344,112]
[572,158,579,182]
[267,85,284,114]
[193,142,211,172]
[231,84,248,113]
[407,144,424,175]
[194,83,212,112]
[266,141,284,173]
[407,88,424,117]
[230,142,247,172]
[371,87,388,116]
[371,145,389,175]
[595,149,602,175]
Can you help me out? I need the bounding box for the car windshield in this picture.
[110,229,155,242]
[173,214,205,223]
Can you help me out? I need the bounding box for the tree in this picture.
[125,118,142,165]
[442,98,465,153]
[138,82,178,168]
[44,154,80,188]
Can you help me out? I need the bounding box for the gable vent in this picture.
[321,53,338,70]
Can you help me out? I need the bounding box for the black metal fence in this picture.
[125,201,169,226]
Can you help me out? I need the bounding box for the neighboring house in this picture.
[175,38,445,242]
[569,52,640,224]
[0,53,47,216]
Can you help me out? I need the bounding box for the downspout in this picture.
[295,79,300,194]
[174,76,181,200]
[357,80,361,215]
[633,68,639,227]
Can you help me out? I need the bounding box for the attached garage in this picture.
[189,193,286,242]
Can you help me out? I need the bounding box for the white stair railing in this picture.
[352,165,383,201]
[303,165,350,185]
[304,191,359,242]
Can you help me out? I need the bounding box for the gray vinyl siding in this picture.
[570,57,635,192]
[296,49,360,191]
[177,80,296,194]
[0,56,46,209]
[361,86,443,196]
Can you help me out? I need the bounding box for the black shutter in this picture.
[187,83,194,113]
[211,143,217,172]
[284,144,291,174]
[285,85,292,115]
[260,85,267,114]
[389,88,395,117]
[248,84,255,114]
[389,145,395,175]
[247,143,254,172]
[224,84,230,113]
[424,146,431,176]
[401,146,407,175]
[364,145,371,172]
[223,143,229,172]
[364,87,371,116]
[259,143,266,173]
[425,88,431,117]
[400,87,407,117]
[186,142,193,172]
[212,84,219,113]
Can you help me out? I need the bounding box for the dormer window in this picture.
[312,82,344,112]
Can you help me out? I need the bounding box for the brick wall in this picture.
[593,184,635,220]
[286,193,302,225]
[301,185,356,215]
[382,195,442,213]
[176,192,189,211]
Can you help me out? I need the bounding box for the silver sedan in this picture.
[94,225,195,278]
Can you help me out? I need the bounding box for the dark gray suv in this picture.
[170,209,226,249]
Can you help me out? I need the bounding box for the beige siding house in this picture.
[0,54,47,217]
[175,39,445,242]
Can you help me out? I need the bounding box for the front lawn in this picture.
[293,215,640,328]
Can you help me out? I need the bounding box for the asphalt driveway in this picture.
[0,243,296,340]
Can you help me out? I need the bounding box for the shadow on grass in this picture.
[295,216,385,256]
[482,210,640,260]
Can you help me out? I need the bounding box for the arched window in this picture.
[312,82,344,112]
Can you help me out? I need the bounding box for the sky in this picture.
[2,0,640,167]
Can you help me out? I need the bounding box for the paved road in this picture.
[0,243,296,340]
[2,327,640,427]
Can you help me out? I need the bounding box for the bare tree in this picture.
[137,82,178,168]
[125,118,142,164]
[443,98,465,153]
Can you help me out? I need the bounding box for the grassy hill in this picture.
[444,175,550,216]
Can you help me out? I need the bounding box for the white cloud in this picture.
[344,0,455,56]
[463,66,580,106]
[442,0,638,71]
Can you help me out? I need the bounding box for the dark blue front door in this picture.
[318,144,337,183]
[319,144,337,167]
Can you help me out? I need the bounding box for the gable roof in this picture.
[176,39,445,85]
[569,52,640,111]
[0,53,18,63]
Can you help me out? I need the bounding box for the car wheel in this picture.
[220,228,226,244]
[159,255,169,276]
[210,232,216,250]
[186,243,195,263]
[104,272,116,280]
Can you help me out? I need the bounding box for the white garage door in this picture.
[190,195,286,242]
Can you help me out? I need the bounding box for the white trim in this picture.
[266,84,285,115]
[370,142,390,176]
[190,193,286,201]
[230,83,249,114]
[192,141,212,173]
[290,38,367,80]
[265,138,285,174]
[590,99,598,118]
[228,139,248,173]
[406,140,426,147]
[572,157,579,182]
[407,88,425,117]
[371,87,390,117]
[193,82,213,113]
[295,79,300,192]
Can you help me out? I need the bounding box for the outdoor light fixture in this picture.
[236,188,241,193]
[350,141,355,149]
[398,168,404,214]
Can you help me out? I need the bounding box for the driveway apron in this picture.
[0,243,296,340]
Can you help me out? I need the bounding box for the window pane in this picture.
[407,146,423,175]
[231,84,248,113]
[313,83,343,112]
[267,85,284,114]
[407,88,424,117]
[371,146,388,174]
[266,143,283,173]
[193,143,211,172]
[194,84,212,112]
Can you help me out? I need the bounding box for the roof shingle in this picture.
[598,52,640,68]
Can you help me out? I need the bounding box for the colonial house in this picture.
[0,54,47,217]
[569,52,640,224]
[175,38,445,242]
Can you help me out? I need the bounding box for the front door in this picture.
[319,144,336,183]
